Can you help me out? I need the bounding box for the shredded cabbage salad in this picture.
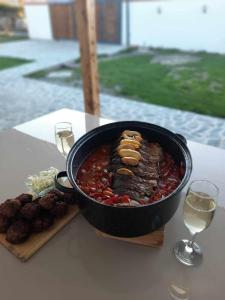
[26,167,59,197]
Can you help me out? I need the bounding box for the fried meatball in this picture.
[39,195,56,210]
[20,203,41,220]
[11,199,21,209]
[0,199,21,218]
[64,192,77,205]
[50,201,68,218]
[6,220,31,244]
[32,214,54,232]
[16,193,33,206]
[0,215,11,233]
[32,197,41,204]
[48,190,63,201]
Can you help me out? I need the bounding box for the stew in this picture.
[77,131,184,207]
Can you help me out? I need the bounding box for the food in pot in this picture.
[116,167,134,176]
[77,130,184,207]
[20,203,41,220]
[121,156,139,166]
[6,220,31,244]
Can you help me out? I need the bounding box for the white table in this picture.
[16,109,225,207]
[15,108,112,144]
[0,108,224,300]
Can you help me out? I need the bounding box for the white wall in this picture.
[24,4,53,40]
[123,0,225,53]
[1,0,20,5]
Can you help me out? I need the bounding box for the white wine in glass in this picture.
[174,180,218,266]
[183,191,216,235]
[55,122,74,158]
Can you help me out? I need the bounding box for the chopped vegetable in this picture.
[25,167,59,197]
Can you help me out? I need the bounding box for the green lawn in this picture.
[98,51,225,118]
[27,48,225,119]
[0,56,32,70]
[0,34,27,43]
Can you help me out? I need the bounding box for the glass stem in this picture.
[188,233,197,248]
[60,138,66,158]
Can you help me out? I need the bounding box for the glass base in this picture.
[174,239,203,266]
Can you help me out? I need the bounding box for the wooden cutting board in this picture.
[96,227,164,248]
[0,129,80,261]
[0,205,79,262]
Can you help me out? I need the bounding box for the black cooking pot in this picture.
[55,121,192,238]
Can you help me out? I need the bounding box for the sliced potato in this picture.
[118,149,142,160]
[122,130,141,137]
[121,156,139,166]
[124,135,143,143]
[122,131,143,142]
[117,144,137,151]
[116,168,134,176]
[134,135,143,142]
[122,134,134,140]
[120,139,141,149]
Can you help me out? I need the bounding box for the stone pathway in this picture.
[151,54,201,65]
[0,40,225,149]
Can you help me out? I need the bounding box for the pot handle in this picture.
[175,133,187,145]
[54,171,74,193]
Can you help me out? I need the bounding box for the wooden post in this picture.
[75,0,100,116]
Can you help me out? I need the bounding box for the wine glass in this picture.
[174,180,218,266]
[55,122,75,158]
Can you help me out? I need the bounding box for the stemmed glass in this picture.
[55,122,75,158]
[174,180,218,266]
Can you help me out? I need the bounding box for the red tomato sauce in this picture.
[77,145,184,206]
